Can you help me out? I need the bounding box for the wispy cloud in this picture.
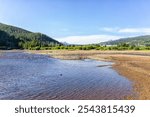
[99,27,119,32]
[57,35,123,44]
[118,28,150,34]
[100,27,150,34]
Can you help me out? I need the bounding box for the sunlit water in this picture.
[0,52,133,99]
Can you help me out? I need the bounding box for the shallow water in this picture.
[0,52,133,99]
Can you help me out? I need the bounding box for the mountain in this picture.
[0,23,61,49]
[61,41,70,45]
[100,35,150,46]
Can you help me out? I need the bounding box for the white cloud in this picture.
[56,27,150,44]
[118,28,150,34]
[99,27,150,35]
[57,35,123,44]
[99,27,119,32]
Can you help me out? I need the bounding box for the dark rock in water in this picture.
[60,74,62,76]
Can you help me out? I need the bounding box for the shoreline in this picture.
[25,50,150,100]
[1,50,150,99]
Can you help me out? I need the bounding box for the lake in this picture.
[0,52,133,99]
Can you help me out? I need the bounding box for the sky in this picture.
[0,0,150,44]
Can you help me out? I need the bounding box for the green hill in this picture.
[0,23,61,49]
[101,35,150,46]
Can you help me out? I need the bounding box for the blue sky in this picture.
[0,0,150,44]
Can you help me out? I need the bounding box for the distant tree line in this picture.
[31,43,150,50]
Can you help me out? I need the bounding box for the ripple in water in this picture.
[0,52,133,99]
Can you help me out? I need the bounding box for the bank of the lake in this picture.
[26,50,150,99]
[0,51,134,99]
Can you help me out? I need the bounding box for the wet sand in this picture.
[26,50,150,99]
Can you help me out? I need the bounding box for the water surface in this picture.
[0,52,133,99]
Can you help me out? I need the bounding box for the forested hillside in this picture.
[101,35,150,46]
[0,23,61,49]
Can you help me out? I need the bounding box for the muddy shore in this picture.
[26,50,150,100]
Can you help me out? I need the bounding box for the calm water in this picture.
[0,52,133,99]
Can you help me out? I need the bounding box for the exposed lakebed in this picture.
[0,52,133,99]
